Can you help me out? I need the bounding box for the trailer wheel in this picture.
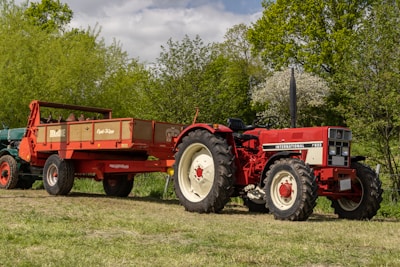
[43,154,75,195]
[264,158,317,221]
[0,155,18,189]
[173,129,235,213]
[103,175,133,197]
[330,162,383,220]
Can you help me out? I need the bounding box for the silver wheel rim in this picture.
[337,177,363,211]
[46,164,59,187]
[178,143,214,202]
[270,170,297,211]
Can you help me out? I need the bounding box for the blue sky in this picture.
[17,0,264,63]
[221,0,263,14]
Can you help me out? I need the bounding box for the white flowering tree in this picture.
[251,69,329,128]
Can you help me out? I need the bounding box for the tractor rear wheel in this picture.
[330,162,383,220]
[103,175,134,197]
[43,154,75,195]
[264,158,317,221]
[173,129,235,213]
[0,155,18,189]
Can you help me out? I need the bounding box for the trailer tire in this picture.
[43,154,75,195]
[0,155,19,189]
[330,162,383,220]
[173,129,235,213]
[103,175,133,197]
[264,158,317,221]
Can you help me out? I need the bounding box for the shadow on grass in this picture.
[69,191,252,214]
[308,213,400,222]
[68,191,181,206]
[308,213,339,221]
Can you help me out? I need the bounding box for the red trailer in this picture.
[18,100,183,196]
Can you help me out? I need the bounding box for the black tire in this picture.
[43,154,75,195]
[0,155,19,189]
[243,198,269,213]
[330,162,383,220]
[173,129,235,213]
[264,158,318,221]
[103,175,134,197]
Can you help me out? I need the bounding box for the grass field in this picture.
[1,176,400,267]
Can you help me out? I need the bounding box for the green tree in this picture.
[147,30,265,125]
[24,0,72,32]
[145,35,214,124]
[96,42,152,119]
[248,0,372,76]
[336,1,400,199]
[214,23,268,123]
[0,1,146,127]
[248,0,375,126]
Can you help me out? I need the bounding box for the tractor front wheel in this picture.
[330,162,383,220]
[173,129,235,213]
[264,158,317,221]
[43,154,75,195]
[103,174,134,197]
[0,155,18,189]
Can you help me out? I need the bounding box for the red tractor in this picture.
[172,70,382,221]
[172,119,383,221]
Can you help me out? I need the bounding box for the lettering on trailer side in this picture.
[96,128,115,135]
[109,164,129,169]
[49,129,66,138]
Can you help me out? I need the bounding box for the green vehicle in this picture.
[0,127,39,189]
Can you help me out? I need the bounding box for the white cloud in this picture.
[17,0,263,63]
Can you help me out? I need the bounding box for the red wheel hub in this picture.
[279,182,293,198]
[1,170,8,178]
[195,166,203,179]
[0,164,10,185]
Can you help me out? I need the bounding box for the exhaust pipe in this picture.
[289,68,297,128]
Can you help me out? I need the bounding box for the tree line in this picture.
[1,0,400,197]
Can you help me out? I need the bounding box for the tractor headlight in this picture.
[342,147,349,156]
[329,146,336,156]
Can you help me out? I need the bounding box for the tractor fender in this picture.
[0,148,19,158]
[173,123,233,152]
[259,151,301,185]
[351,155,366,162]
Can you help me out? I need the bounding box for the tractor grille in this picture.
[328,128,352,167]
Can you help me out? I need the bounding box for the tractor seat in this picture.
[227,118,255,131]
[227,118,258,146]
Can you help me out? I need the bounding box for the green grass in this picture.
[1,175,400,266]
[71,173,174,198]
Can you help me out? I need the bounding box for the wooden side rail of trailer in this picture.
[19,100,183,181]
